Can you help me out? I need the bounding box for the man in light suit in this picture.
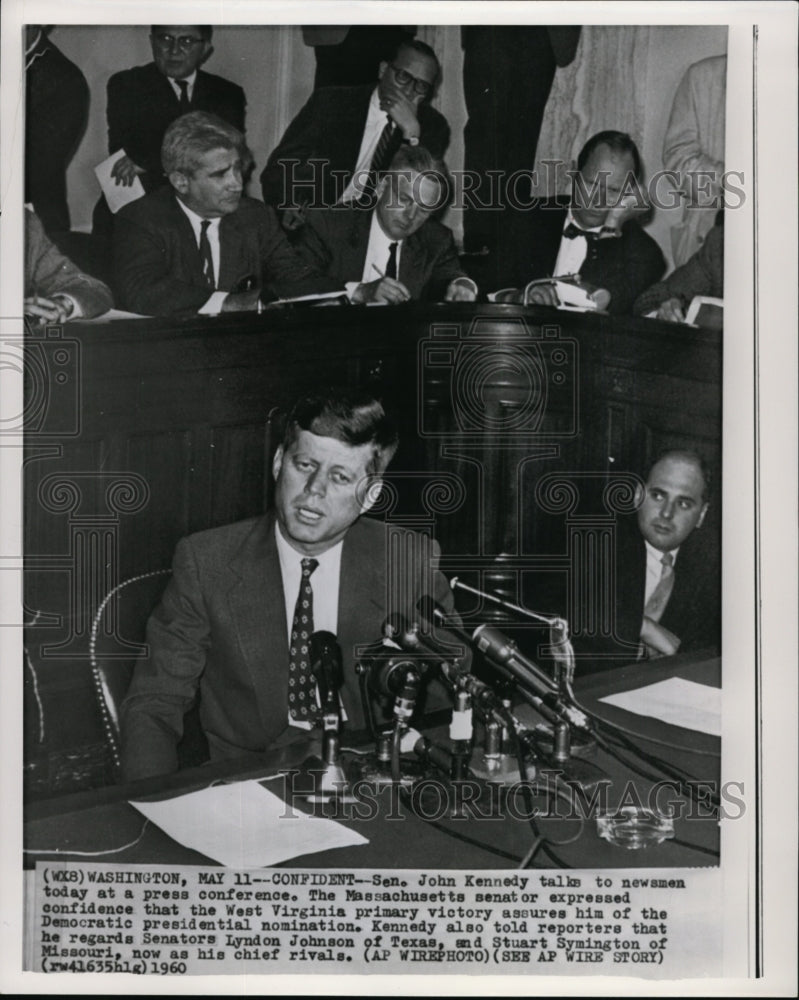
[121,390,460,781]
[295,146,477,304]
[495,131,665,316]
[113,112,337,316]
[571,450,720,673]
[261,38,450,231]
[25,209,113,322]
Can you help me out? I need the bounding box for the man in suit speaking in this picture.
[113,112,336,316]
[296,145,477,304]
[121,390,459,781]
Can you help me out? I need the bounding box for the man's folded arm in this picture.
[120,538,211,781]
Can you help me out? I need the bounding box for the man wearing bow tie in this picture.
[498,131,665,315]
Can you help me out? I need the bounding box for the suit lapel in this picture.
[225,516,290,742]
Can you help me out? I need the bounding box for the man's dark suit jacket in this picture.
[295,206,468,301]
[570,518,720,673]
[121,514,458,780]
[107,62,246,189]
[500,198,666,316]
[260,84,451,209]
[25,33,89,235]
[113,187,339,315]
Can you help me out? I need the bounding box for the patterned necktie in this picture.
[288,557,319,722]
[359,117,398,203]
[176,78,191,114]
[198,220,215,288]
[386,242,398,280]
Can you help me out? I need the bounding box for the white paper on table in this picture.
[598,677,721,737]
[130,779,368,868]
[94,150,145,214]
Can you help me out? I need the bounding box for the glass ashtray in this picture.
[596,807,675,849]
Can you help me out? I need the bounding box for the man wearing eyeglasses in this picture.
[105,26,246,192]
[261,38,450,232]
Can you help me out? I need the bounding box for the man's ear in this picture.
[359,475,382,513]
[272,445,284,482]
[199,42,213,67]
[634,478,646,508]
[696,502,709,529]
[169,170,189,196]
[377,60,389,81]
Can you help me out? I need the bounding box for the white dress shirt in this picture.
[553,209,603,278]
[275,524,344,728]
[344,211,403,300]
[339,87,390,205]
[175,197,229,314]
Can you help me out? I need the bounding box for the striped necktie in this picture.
[198,220,215,288]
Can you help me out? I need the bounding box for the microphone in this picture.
[384,612,466,672]
[310,630,344,710]
[473,625,588,730]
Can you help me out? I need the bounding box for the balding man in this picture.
[568,450,720,671]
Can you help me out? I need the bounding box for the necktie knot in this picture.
[176,78,191,111]
[661,551,674,571]
[301,557,319,577]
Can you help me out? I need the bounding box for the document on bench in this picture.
[130,779,367,867]
[599,677,721,737]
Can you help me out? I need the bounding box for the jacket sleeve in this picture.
[633,224,724,315]
[120,538,209,781]
[606,227,666,316]
[26,212,113,317]
[113,209,212,316]
[257,205,343,299]
[423,225,471,301]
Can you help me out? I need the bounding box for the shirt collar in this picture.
[274,520,344,569]
[564,208,603,234]
[175,196,220,231]
[168,70,198,89]
[644,538,679,566]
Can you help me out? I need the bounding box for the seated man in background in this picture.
[113,112,338,316]
[633,216,723,322]
[106,25,246,192]
[261,38,450,231]
[570,449,720,672]
[25,208,113,322]
[295,145,477,304]
[121,389,460,781]
[496,130,665,315]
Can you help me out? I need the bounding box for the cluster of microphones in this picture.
[305,580,594,796]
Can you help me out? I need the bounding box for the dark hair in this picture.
[648,449,713,502]
[383,144,450,209]
[392,37,439,67]
[577,130,643,181]
[151,25,213,41]
[283,390,399,474]
[162,111,251,176]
